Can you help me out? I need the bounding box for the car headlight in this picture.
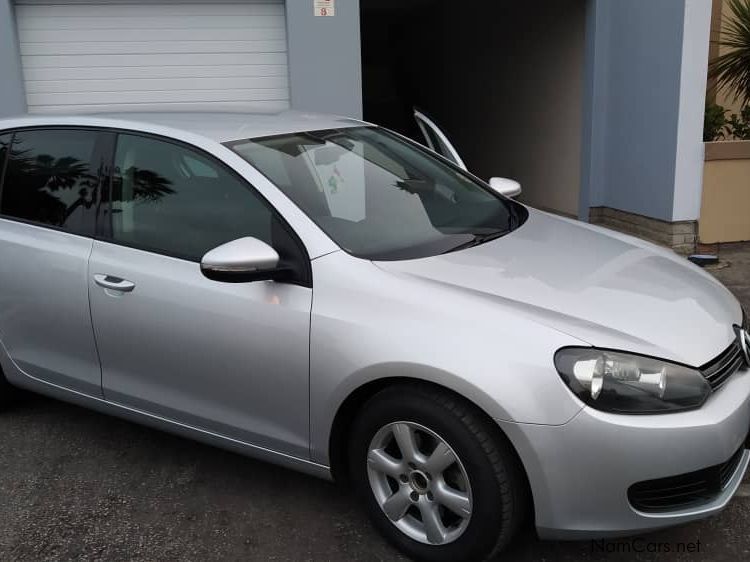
[554,348,711,414]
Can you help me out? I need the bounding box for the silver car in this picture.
[0,111,748,561]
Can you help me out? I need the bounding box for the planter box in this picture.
[699,140,750,244]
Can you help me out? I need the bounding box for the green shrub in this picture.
[705,102,728,141]
[726,105,750,139]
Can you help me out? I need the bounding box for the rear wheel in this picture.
[349,384,527,562]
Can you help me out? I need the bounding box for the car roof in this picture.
[0,110,367,143]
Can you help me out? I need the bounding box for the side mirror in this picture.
[488,177,522,198]
[201,237,283,283]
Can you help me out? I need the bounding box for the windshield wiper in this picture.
[445,230,508,254]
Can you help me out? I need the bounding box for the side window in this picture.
[109,134,279,261]
[0,129,103,234]
[0,133,10,187]
[0,133,10,165]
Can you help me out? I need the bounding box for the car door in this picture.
[0,128,109,396]
[88,132,312,459]
[413,109,468,171]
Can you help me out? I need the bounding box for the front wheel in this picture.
[0,367,20,410]
[349,384,528,562]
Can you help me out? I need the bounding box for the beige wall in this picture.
[699,141,750,242]
[702,1,749,244]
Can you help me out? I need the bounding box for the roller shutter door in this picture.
[14,0,290,113]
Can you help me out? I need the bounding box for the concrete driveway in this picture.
[2,247,750,561]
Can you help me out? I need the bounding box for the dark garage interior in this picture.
[360,0,588,217]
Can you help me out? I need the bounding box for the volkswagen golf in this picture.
[0,110,748,561]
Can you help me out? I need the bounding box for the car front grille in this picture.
[628,446,746,513]
[700,337,746,391]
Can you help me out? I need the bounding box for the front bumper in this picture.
[498,366,750,539]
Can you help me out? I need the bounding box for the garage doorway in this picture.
[361,0,587,218]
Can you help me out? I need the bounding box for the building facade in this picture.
[0,0,715,252]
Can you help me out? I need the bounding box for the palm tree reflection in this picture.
[3,137,173,228]
[116,167,175,203]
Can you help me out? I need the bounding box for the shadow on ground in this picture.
[2,394,748,561]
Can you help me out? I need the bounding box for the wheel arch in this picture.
[327,377,534,515]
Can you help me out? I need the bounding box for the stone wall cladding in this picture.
[589,207,697,255]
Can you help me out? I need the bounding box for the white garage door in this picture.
[14,0,290,114]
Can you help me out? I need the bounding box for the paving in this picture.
[2,245,750,561]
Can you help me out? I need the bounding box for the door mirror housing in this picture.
[488,177,522,198]
[201,237,284,283]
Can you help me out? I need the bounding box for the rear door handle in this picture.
[94,274,136,293]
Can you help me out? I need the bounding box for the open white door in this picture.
[413,109,467,170]
[413,108,523,198]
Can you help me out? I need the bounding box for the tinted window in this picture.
[0,134,10,188]
[0,133,10,165]
[228,127,527,260]
[0,130,103,234]
[108,134,281,262]
[0,134,8,215]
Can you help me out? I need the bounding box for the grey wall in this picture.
[581,0,708,222]
[0,0,26,117]
[286,1,362,118]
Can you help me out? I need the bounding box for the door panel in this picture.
[89,241,312,457]
[89,132,312,457]
[0,128,108,395]
[413,109,468,170]
[0,221,100,395]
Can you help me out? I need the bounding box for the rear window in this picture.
[0,134,10,163]
[0,129,104,235]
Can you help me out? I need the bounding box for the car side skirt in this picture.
[1,352,333,482]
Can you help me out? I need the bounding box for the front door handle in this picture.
[94,274,136,293]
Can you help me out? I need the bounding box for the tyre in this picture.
[348,384,528,562]
[0,367,19,409]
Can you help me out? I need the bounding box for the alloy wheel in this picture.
[366,421,473,545]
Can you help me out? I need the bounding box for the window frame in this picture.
[100,128,313,287]
[0,126,113,239]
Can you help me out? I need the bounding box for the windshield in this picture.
[226,126,527,260]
